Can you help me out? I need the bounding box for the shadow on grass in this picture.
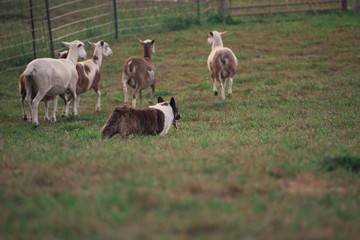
[319,154,360,173]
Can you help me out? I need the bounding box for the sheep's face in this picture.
[207,31,226,47]
[207,31,220,45]
[62,40,87,60]
[101,41,113,57]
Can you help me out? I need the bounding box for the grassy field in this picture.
[1,12,360,239]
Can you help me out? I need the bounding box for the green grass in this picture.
[1,12,360,240]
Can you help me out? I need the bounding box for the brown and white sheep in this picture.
[122,39,156,107]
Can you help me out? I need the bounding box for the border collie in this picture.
[101,97,180,139]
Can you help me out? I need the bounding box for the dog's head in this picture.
[157,96,181,130]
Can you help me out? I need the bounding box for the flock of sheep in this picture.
[18,30,237,137]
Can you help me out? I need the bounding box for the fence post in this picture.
[355,0,360,13]
[341,0,347,11]
[29,0,36,59]
[196,0,200,24]
[218,0,229,18]
[45,0,55,58]
[112,0,118,39]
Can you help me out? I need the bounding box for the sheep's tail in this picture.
[219,54,229,67]
[22,66,37,90]
[127,60,135,75]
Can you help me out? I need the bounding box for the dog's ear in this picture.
[170,97,176,108]
[157,97,164,103]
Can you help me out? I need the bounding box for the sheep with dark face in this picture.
[122,39,156,107]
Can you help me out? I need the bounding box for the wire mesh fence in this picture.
[0,0,350,73]
[0,0,216,73]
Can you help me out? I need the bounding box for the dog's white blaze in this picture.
[149,103,173,136]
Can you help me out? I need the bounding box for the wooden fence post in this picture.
[29,0,36,59]
[218,0,229,18]
[45,0,54,58]
[112,0,118,39]
[355,0,360,13]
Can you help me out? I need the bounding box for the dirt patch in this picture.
[281,174,346,196]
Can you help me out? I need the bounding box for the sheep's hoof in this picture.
[96,107,101,112]
[51,118,57,123]
[214,91,218,96]
[149,101,153,105]
[228,93,232,99]
[44,117,50,121]
[61,113,68,117]
[23,116,28,121]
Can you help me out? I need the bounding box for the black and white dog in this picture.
[101,97,181,139]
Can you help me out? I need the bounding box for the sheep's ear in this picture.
[100,40,104,47]
[137,38,144,44]
[157,97,164,103]
[220,31,227,35]
[62,42,71,47]
[209,31,213,37]
[87,41,95,47]
[151,40,155,45]
[56,51,61,57]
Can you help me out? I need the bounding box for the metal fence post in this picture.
[29,0,36,59]
[341,0,347,11]
[196,0,200,24]
[112,0,118,39]
[45,0,54,58]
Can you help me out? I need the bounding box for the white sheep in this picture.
[207,31,238,100]
[22,40,87,124]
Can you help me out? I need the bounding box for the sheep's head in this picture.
[57,50,68,59]
[207,31,226,48]
[138,39,155,55]
[88,40,113,57]
[62,40,87,60]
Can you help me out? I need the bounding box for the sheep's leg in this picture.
[62,94,72,117]
[75,95,81,110]
[139,90,143,106]
[122,74,129,104]
[218,73,225,100]
[150,83,155,104]
[93,87,101,111]
[51,95,58,122]
[228,78,233,98]
[132,86,140,108]
[211,73,218,96]
[25,85,33,122]
[71,91,78,116]
[59,93,67,116]
[20,96,28,121]
[44,100,50,121]
[32,91,48,125]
